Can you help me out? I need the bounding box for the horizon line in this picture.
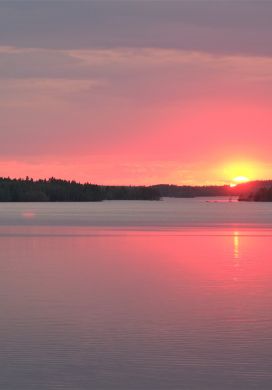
[1,176,272,188]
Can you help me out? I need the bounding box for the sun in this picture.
[233,176,249,183]
[222,161,258,186]
[230,176,250,187]
[229,176,250,187]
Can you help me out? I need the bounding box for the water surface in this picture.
[0,199,272,389]
[0,197,271,228]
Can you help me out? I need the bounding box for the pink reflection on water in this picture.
[21,211,36,219]
[0,227,272,384]
[233,231,240,261]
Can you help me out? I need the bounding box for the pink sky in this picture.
[1,2,272,185]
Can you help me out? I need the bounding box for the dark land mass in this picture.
[152,184,233,198]
[0,177,160,202]
[237,181,272,202]
[0,177,271,202]
[154,182,272,202]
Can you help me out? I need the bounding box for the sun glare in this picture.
[233,176,249,183]
[222,161,260,186]
[229,176,249,187]
[230,176,249,187]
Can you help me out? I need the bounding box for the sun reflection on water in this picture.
[233,231,240,261]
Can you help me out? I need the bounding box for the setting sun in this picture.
[229,176,250,187]
[221,160,263,186]
[233,176,250,183]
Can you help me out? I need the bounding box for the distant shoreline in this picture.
[0,177,160,202]
[0,177,271,202]
[0,177,233,202]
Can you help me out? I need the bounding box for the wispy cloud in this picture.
[1,45,272,82]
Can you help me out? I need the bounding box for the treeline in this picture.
[153,182,272,199]
[237,181,272,202]
[239,187,272,202]
[152,184,233,198]
[0,177,160,202]
[1,177,271,202]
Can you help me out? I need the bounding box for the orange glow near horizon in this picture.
[221,161,265,186]
[0,158,269,186]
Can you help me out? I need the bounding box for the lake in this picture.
[0,198,272,389]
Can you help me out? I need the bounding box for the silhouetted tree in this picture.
[0,177,160,202]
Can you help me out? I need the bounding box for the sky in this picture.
[1,0,272,185]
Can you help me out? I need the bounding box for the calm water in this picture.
[0,198,272,389]
[0,197,272,228]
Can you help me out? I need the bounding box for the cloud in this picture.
[0,2,272,184]
[1,45,272,80]
[0,45,272,162]
[0,1,272,56]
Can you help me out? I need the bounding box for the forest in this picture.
[0,177,160,202]
[0,177,271,202]
[239,186,272,202]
